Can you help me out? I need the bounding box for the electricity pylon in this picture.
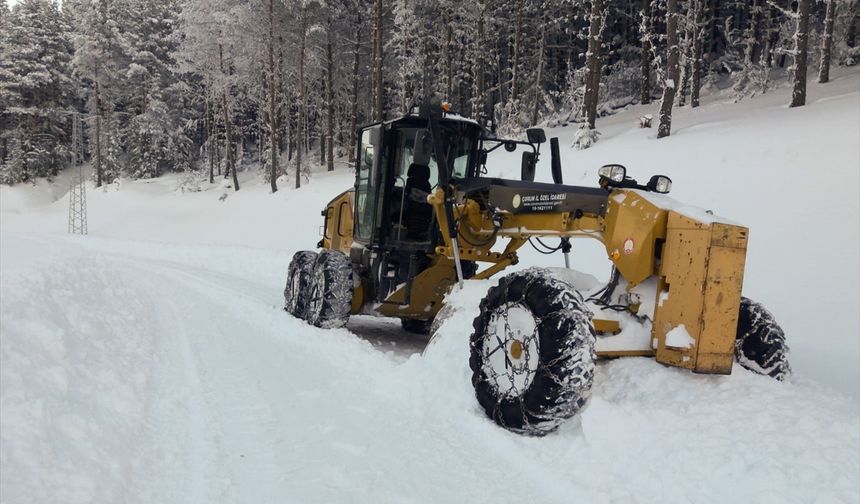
[68,113,87,235]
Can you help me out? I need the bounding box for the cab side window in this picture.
[355,128,377,240]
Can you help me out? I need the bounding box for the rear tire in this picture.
[469,268,596,436]
[284,251,318,319]
[306,250,354,328]
[735,297,791,381]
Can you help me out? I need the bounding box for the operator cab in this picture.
[354,115,480,252]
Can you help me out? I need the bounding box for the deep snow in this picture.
[1,71,859,503]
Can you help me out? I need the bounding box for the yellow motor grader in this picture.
[283,101,790,435]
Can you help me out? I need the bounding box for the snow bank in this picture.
[0,242,157,503]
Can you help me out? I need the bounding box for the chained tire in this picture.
[305,249,354,328]
[284,250,319,319]
[735,297,791,381]
[401,318,432,334]
[469,268,597,436]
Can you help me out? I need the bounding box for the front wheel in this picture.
[735,297,791,381]
[469,268,597,436]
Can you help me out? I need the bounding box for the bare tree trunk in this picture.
[372,0,384,122]
[790,0,811,107]
[818,0,837,83]
[443,6,453,100]
[473,3,487,123]
[658,0,680,138]
[296,11,307,189]
[496,37,505,106]
[267,0,278,192]
[349,21,361,164]
[640,0,652,104]
[530,8,548,126]
[205,92,214,183]
[219,44,239,191]
[258,99,264,162]
[222,93,238,190]
[583,0,603,129]
[94,78,103,188]
[677,5,693,107]
[744,0,760,68]
[690,0,704,108]
[286,104,293,161]
[326,10,335,171]
[510,0,524,101]
[848,3,858,48]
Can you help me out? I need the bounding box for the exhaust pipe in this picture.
[550,137,563,185]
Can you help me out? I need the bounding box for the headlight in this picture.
[598,164,626,183]
[647,175,672,194]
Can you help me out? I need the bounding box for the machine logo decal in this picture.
[512,194,521,209]
[623,238,635,255]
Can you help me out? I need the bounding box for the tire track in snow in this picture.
[114,256,321,503]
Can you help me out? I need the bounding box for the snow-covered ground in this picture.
[2,72,859,503]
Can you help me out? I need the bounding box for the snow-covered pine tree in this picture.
[0,0,76,183]
[392,0,423,114]
[123,0,190,180]
[70,0,134,186]
[177,0,250,191]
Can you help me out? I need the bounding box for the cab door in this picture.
[353,125,383,243]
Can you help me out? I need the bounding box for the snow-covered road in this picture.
[2,232,858,503]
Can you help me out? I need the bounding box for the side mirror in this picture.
[526,128,546,144]
[647,175,672,194]
[521,152,536,182]
[598,164,626,184]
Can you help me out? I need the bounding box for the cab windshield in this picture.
[391,126,474,191]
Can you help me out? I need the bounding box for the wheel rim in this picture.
[481,302,540,398]
[306,268,325,323]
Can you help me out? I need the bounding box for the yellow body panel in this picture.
[321,190,353,255]
[593,319,621,335]
[375,256,458,320]
[651,213,748,374]
[602,191,668,286]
